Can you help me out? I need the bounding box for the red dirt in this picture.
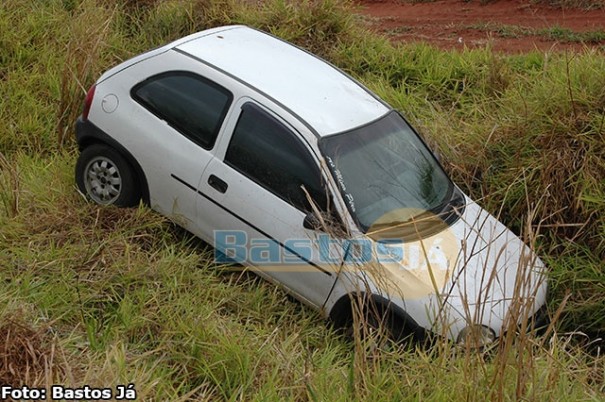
[356,0,605,53]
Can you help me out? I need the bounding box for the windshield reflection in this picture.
[320,111,463,238]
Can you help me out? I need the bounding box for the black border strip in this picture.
[171,174,332,276]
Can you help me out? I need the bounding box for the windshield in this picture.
[320,111,461,236]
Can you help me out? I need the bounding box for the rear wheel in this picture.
[76,144,140,207]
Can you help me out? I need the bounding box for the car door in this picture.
[195,100,342,308]
[102,51,234,232]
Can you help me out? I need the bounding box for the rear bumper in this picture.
[75,116,114,150]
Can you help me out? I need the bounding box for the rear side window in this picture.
[132,71,232,149]
[225,103,328,212]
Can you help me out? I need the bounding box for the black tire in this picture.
[362,300,404,342]
[343,297,403,344]
[75,144,141,207]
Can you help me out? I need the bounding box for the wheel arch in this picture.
[75,117,150,205]
[328,292,427,342]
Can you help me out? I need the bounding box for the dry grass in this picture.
[0,313,64,387]
[56,1,117,148]
[0,152,19,218]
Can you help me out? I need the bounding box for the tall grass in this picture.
[56,1,118,147]
[0,155,601,398]
[1,0,604,400]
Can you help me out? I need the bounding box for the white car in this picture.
[75,25,547,346]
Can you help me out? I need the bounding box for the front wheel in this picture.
[75,144,140,207]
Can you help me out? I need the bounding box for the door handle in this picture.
[208,174,228,193]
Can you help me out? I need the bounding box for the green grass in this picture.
[470,22,605,43]
[469,23,605,44]
[1,0,604,400]
[543,26,605,43]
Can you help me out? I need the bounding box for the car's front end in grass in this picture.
[340,196,549,347]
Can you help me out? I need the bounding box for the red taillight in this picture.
[82,84,96,121]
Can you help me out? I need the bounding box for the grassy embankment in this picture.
[0,0,603,400]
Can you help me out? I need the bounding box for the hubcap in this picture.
[84,156,122,204]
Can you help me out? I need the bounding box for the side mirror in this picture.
[303,212,323,231]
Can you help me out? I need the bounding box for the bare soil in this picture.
[357,0,605,52]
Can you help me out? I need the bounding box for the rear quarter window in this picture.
[132,71,232,149]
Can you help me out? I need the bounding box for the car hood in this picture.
[361,196,548,337]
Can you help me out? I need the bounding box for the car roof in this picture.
[174,25,390,137]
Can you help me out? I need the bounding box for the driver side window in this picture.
[224,103,328,213]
